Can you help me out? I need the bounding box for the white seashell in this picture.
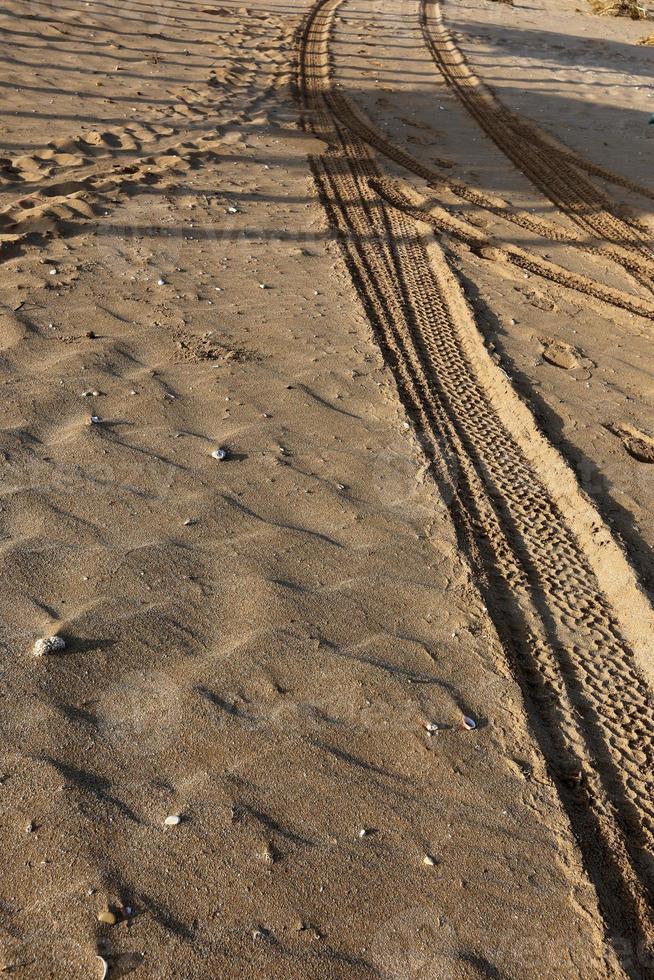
[424,722,439,735]
[82,390,100,398]
[357,828,368,839]
[97,955,109,980]
[33,635,66,657]
[157,278,166,286]
[211,448,227,461]
[49,268,57,276]
[164,814,181,826]
[423,854,436,867]
[89,415,102,425]
[462,716,477,731]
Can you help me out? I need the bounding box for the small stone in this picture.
[157,278,167,286]
[183,518,196,526]
[89,415,102,425]
[33,635,66,657]
[97,910,117,926]
[86,330,96,339]
[164,814,181,827]
[49,268,57,276]
[26,820,35,833]
[423,854,436,867]
[357,828,369,839]
[211,448,228,461]
[424,722,439,735]
[82,390,100,398]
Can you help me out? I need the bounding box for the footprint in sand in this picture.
[539,336,579,370]
[608,422,654,463]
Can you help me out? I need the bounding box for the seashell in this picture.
[227,206,239,214]
[97,910,117,925]
[462,716,477,731]
[33,635,66,657]
[97,956,109,980]
[49,268,57,276]
[164,814,181,826]
[422,854,436,867]
[82,390,100,398]
[211,448,228,461]
[89,415,102,425]
[357,827,369,839]
[424,722,439,735]
[157,278,166,286]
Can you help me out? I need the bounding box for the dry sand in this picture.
[0,0,653,977]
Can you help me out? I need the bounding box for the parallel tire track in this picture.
[324,74,654,304]
[420,0,654,295]
[297,0,654,972]
[370,175,654,321]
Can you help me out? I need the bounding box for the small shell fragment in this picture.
[357,828,369,839]
[424,722,439,735]
[462,716,477,731]
[423,854,436,867]
[33,635,66,657]
[89,415,102,426]
[97,910,117,925]
[97,956,109,980]
[157,278,166,286]
[211,448,228,461]
[82,390,100,398]
[164,814,181,827]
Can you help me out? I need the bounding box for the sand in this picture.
[0,0,653,977]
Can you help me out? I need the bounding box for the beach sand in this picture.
[0,0,653,976]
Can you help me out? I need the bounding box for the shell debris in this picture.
[33,635,66,657]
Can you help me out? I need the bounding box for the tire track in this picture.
[297,0,654,972]
[323,77,654,302]
[419,0,654,295]
[370,175,654,321]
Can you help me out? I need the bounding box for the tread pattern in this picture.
[297,0,654,971]
[370,175,654,320]
[420,0,654,295]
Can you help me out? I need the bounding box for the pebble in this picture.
[423,854,436,867]
[157,278,167,286]
[82,390,100,398]
[357,828,369,839]
[97,910,117,925]
[89,415,102,425]
[164,814,181,827]
[49,268,57,276]
[424,722,439,735]
[211,448,228,461]
[33,635,66,657]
